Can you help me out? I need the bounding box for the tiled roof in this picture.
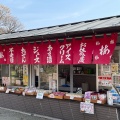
[0,15,120,43]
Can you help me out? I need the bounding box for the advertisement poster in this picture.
[112,75,120,85]
[111,63,118,73]
[49,79,57,91]
[98,76,112,86]
[101,64,111,72]
[80,102,94,114]
[2,77,10,86]
[23,65,28,85]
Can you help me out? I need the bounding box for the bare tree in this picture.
[0,4,24,34]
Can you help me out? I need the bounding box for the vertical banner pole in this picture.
[57,65,59,92]
[30,64,32,87]
[96,64,98,92]
[70,65,73,93]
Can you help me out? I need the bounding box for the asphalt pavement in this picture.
[0,107,61,120]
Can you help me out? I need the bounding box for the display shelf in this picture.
[73,74,96,76]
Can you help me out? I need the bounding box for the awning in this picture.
[0,33,118,65]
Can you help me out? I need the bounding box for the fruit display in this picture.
[48,92,66,99]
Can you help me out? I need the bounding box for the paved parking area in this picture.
[0,107,61,120]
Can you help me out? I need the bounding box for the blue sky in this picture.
[1,0,120,30]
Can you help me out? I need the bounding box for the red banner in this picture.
[93,33,118,64]
[0,33,117,65]
[73,37,94,64]
[17,43,30,64]
[57,39,73,64]
[29,42,42,64]
[0,45,7,64]
[42,41,57,64]
[6,44,18,64]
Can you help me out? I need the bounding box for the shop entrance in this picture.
[31,65,40,88]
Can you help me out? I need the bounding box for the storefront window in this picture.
[10,65,28,86]
[98,50,120,91]
[10,65,23,86]
[1,65,9,86]
[39,65,57,90]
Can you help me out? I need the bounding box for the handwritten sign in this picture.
[80,102,94,114]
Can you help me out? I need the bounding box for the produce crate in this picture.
[64,95,83,101]
[0,87,7,93]
[25,92,36,96]
[14,91,22,95]
[83,98,106,104]
[64,95,70,100]
[44,93,49,97]
[74,97,83,102]
[48,94,64,99]
[54,95,63,99]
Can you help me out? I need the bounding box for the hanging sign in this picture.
[93,33,118,64]
[6,44,18,64]
[0,45,7,64]
[29,42,41,64]
[73,37,94,64]
[80,102,94,114]
[57,39,73,64]
[42,41,57,64]
[17,43,30,64]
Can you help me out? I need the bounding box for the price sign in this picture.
[70,96,74,100]
[36,92,44,99]
[85,99,91,103]
[80,102,94,114]
[97,100,102,104]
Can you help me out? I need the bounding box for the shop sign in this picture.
[0,45,7,64]
[42,41,57,64]
[29,42,41,64]
[57,39,73,64]
[17,43,30,64]
[6,44,18,64]
[93,33,118,64]
[73,37,94,64]
[0,33,118,65]
[80,102,94,114]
